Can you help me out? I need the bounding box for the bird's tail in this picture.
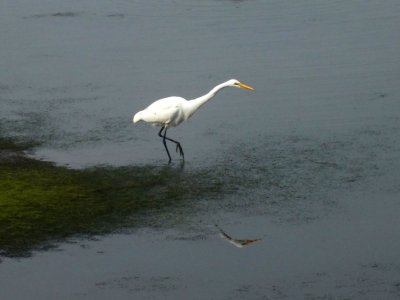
[133,111,142,123]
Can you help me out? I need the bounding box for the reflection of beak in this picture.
[238,82,255,91]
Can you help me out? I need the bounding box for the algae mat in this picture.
[0,137,223,257]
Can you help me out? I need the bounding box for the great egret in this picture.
[133,79,255,162]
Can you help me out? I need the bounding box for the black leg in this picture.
[164,135,184,160]
[158,126,171,163]
[157,126,185,162]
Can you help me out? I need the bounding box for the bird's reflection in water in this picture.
[172,159,185,171]
[215,225,261,248]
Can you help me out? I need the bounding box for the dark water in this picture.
[1,0,400,299]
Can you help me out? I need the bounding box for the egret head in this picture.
[228,79,255,91]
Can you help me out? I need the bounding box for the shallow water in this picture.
[1,0,400,299]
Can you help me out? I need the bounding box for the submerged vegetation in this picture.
[0,126,378,258]
[0,137,223,257]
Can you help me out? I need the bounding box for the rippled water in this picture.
[1,0,400,299]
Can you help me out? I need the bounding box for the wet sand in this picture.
[1,0,400,299]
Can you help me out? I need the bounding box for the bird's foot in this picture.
[175,143,184,159]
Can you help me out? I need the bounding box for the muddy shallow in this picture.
[1,0,400,299]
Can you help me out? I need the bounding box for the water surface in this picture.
[1,0,400,299]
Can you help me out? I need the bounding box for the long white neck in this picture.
[184,81,231,119]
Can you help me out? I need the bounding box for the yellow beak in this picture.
[238,82,255,91]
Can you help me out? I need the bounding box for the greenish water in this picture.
[0,136,225,257]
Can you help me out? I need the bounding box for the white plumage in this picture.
[133,96,187,128]
[133,79,254,162]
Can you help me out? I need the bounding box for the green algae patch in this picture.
[0,138,222,257]
[0,160,91,254]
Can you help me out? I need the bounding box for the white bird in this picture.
[133,79,255,162]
